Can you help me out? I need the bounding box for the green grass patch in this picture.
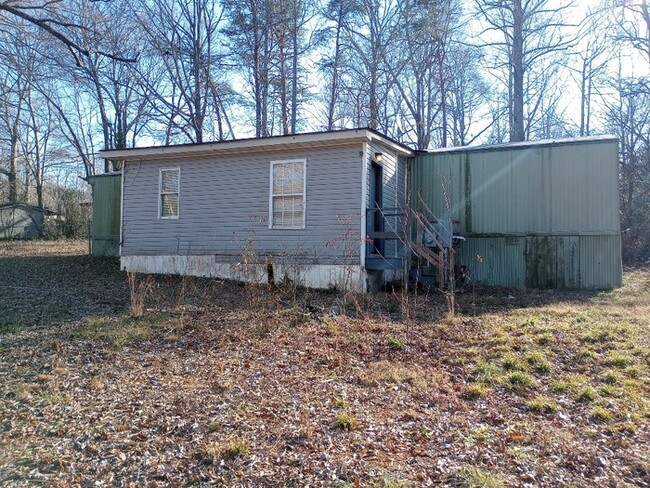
[501,353,527,372]
[194,438,249,464]
[388,336,406,350]
[527,396,559,414]
[334,397,349,409]
[463,383,491,400]
[606,351,635,368]
[468,361,503,384]
[575,386,596,403]
[69,314,173,348]
[455,465,507,488]
[335,412,358,431]
[524,351,552,374]
[601,369,621,385]
[591,406,613,423]
[507,372,536,391]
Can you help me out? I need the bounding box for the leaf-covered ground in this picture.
[1,241,649,487]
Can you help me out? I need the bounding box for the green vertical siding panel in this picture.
[580,235,623,289]
[460,237,526,288]
[412,138,622,289]
[89,174,121,257]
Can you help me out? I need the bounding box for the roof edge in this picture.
[101,128,414,161]
[422,135,618,155]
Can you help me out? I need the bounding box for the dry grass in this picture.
[0,242,649,486]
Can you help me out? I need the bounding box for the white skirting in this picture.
[121,255,367,292]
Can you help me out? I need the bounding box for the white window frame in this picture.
[159,167,180,219]
[268,159,306,229]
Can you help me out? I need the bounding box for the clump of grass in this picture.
[368,473,411,488]
[358,361,425,389]
[445,355,467,366]
[550,379,571,393]
[455,465,507,488]
[576,386,596,403]
[222,439,250,459]
[551,374,587,394]
[524,351,552,374]
[601,370,620,385]
[126,272,154,317]
[333,397,349,409]
[469,361,503,384]
[598,385,619,398]
[468,425,491,444]
[89,376,106,391]
[527,396,559,414]
[13,383,35,401]
[194,439,249,465]
[581,325,617,344]
[40,392,69,405]
[536,331,554,345]
[606,352,635,368]
[624,366,644,379]
[501,353,527,372]
[590,406,613,423]
[578,347,596,360]
[70,315,164,348]
[463,383,491,400]
[322,318,339,336]
[507,372,536,391]
[622,379,641,395]
[387,336,406,350]
[335,412,358,431]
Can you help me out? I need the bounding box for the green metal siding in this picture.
[88,173,121,257]
[410,138,622,289]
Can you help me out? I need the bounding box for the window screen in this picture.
[160,168,180,218]
[270,160,305,228]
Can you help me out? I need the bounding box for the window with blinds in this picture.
[159,168,180,218]
[270,160,305,229]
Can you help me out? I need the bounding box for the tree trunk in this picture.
[511,0,525,142]
[290,0,299,134]
[326,6,343,131]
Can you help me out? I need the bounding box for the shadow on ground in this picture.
[0,255,127,330]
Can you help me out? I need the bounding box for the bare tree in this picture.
[320,0,354,130]
[475,0,576,142]
[446,45,490,146]
[571,3,613,136]
[137,0,232,144]
[338,0,400,132]
[0,0,136,63]
[223,0,274,137]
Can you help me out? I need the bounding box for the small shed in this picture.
[0,204,46,239]
[0,203,47,239]
[410,136,622,289]
[87,173,121,257]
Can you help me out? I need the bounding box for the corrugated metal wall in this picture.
[88,173,121,257]
[410,138,622,289]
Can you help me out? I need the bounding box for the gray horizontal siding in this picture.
[121,145,363,265]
